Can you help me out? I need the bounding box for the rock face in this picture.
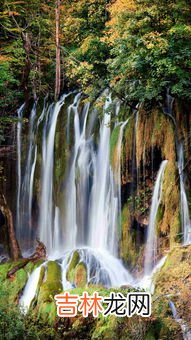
[154,244,191,329]
[66,251,88,288]
[115,103,191,274]
[66,250,80,283]
[74,262,87,288]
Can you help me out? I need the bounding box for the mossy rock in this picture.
[66,250,80,283]
[38,261,62,304]
[3,267,28,304]
[156,160,181,252]
[120,204,140,269]
[74,262,87,288]
[154,245,191,328]
[92,315,118,340]
[110,125,120,169]
[0,262,12,282]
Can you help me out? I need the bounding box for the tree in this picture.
[0,194,21,261]
[107,0,191,103]
[55,0,61,100]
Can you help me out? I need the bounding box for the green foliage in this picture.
[108,0,191,102]
[0,285,56,339]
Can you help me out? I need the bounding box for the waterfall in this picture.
[63,92,122,254]
[178,144,191,244]
[114,119,130,245]
[20,264,43,313]
[61,92,133,287]
[18,91,133,291]
[39,93,71,253]
[16,103,25,240]
[144,160,168,275]
[88,93,117,251]
[169,301,191,340]
[19,103,37,249]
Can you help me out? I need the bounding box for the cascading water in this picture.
[61,92,133,287]
[18,103,37,249]
[16,103,25,241]
[20,264,44,313]
[144,160,168,275]
[169,301,191,340]
[88,93,118,252]
[39,93,71,253]
[178,143,191,244]
[19,92,133,310]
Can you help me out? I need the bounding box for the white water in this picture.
[139,256,167,293]
[169,301,191,340]
[20,264,43,313]
[39,93,71,253]
[19,104,37,247]
[178,144,191,244]
[88,93,116,251]
[16,103,25,241]
[61,92,133,286]
[61,247,133,289]
[144,160,168,275]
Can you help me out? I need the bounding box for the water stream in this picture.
[18,92,190,313]
[169,301,191,340]
[144,160,168,275]
[178,144,191,244]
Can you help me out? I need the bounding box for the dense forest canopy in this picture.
[0,0,191,113]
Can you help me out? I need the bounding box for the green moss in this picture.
[110,125,120,169]
[74,262,87,288]
[38,261,62,304]
[120,204,140,268]
[154,245,191,327]
[155,204,164,228]
[0,262,12,282]
[38,301,57,325]
[92,315,118,340]
[3,267,28,304]
[66,250,80,283]
[157,161,181,249]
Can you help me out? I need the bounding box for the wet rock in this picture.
[66,250,80,283]
[38,261,62,304]
[74,262,87,288]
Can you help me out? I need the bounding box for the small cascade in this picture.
[64,93,88,249]
[16,103,25,240]
[114,119,130,239]
[178,144,191,244]
[169,301,191,340]
[144,160,168,275]
[19,103,37,248]
[39,93,71,253]
[61,247,133,289]
[139,256,167,293]
[88,93,118,252]
[20,264,43,313]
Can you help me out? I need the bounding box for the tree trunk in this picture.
[55,0,61,100]
[21,32,32,105]
[0,194,21,261]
